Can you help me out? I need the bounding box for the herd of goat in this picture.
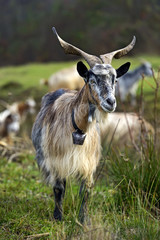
[0,62,153,146]
[0,28,154,223]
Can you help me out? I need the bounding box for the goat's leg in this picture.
[78,180,90,223]
[53,178,66,221]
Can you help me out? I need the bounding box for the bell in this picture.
[72,131,86,145]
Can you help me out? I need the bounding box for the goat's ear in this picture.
[77,61,88,81]
[116,62,131,78]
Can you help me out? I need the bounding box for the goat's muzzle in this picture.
[100,95,116,113]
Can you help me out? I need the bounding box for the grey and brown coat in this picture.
[32,28,136,222]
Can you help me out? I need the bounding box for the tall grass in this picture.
[95,69,160,239]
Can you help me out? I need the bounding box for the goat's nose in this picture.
[107,97,115,106]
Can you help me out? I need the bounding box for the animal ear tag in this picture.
[72,130,86,145]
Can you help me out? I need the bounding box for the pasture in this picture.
[0,56,160,239]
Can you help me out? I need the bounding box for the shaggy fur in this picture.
[32,86,101,187]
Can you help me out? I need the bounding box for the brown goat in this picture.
[0,98,36,144]
[32,27,136,222]
[10,98,36,122]
[0,109,20,143]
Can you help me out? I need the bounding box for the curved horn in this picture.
[52,27,102,68]
[100,36,136,64]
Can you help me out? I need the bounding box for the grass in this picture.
[0,61,74,89]
[0,56,160,239]
[0,152,160,239]
[0,61,75,108]
[0,55,159,91]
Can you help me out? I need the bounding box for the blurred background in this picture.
[1,1,160,239]
[1,0,160,66]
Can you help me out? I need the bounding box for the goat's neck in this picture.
[73,85,95,132]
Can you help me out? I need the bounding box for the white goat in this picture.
[40,65,84,91]
[32,27,136,222]
[100,112,154,147]
[116,62,152,105]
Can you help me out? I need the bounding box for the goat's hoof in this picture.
[54,208,62,221]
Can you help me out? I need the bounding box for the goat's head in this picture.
[77,61,130,112]
[52,27,136,113]
[141,62,152,77]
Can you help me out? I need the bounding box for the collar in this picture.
[71,109,86,145]
[71,109,84,134]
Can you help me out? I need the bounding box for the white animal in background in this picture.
[0,109,20,141]
[0,98,36,142]
[116,62,152,105]
[40,65,84,91]
[100,112,154,147]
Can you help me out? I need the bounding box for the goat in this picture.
[0,109,20,142]
[9,98,36,122]
[100,112,154,148]
[32,27,136,222]
[0,98,36,143]
[40,65,84,91]
[116,62,152,105]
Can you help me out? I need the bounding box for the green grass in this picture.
[0,152,160,239]
[0,55,159,90]
[0,56,160,239]
[0,61,74,89]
